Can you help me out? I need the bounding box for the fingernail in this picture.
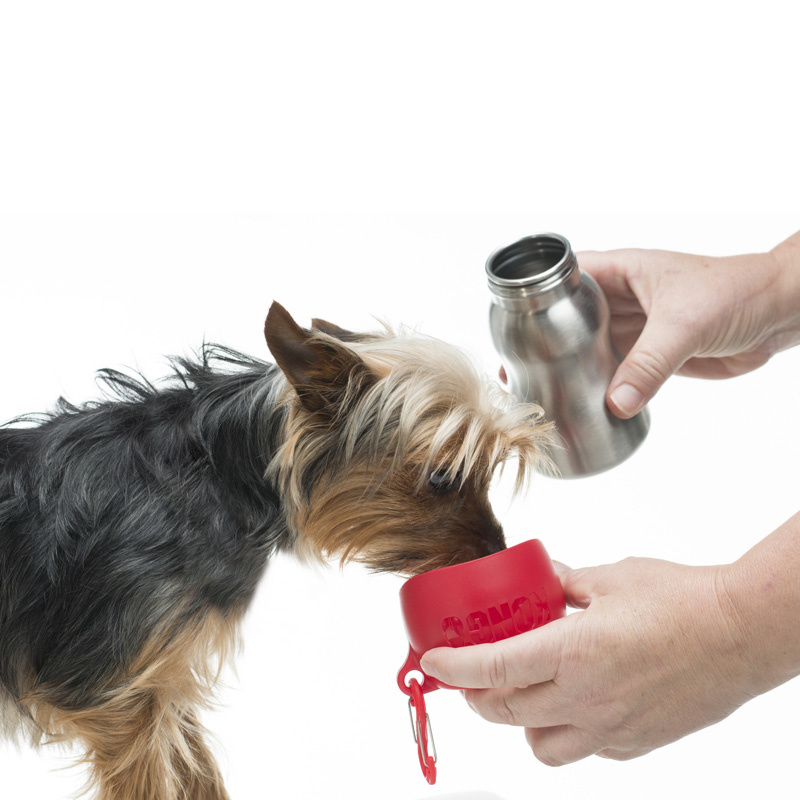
[551,560,572,574]
[609,383,644,416]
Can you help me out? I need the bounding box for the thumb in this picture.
[420,621,564,690]
[607,313,692,418]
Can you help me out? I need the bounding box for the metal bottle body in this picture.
[487,233,649,478]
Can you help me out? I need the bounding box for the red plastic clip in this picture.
[407,677,437,785]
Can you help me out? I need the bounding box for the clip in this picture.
[407,677,437,784]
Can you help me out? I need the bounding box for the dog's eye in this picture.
[429,469,459,492]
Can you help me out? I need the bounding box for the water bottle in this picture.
[486,232,650,478]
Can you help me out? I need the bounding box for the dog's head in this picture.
[264,302,552,576]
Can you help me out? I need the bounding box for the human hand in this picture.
[420,557,766,765]
[576,232,800,418]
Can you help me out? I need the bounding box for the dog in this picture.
[0,302,552,799]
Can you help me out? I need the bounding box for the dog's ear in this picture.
[265,302,374,413]
[311,317,359,342]
[312,317,380,343]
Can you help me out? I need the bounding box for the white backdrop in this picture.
[2,3,799,800]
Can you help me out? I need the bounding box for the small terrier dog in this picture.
[0,302,551,800]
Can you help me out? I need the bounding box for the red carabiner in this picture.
[407,678,437,785]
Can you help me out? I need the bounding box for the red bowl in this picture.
[397,539,566,695]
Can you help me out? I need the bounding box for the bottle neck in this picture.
[486,233,579,308]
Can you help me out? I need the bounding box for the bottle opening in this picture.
[486,233,574,289]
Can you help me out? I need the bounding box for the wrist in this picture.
[718,513,800,696]
[769,233,800,348]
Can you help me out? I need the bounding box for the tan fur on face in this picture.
[13,609,240,800]
[268,326,554,572]
[296,460,509,574]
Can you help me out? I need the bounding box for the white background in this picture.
[1,3,799,800]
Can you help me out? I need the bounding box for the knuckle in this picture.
[491,693,519,726]
[532,741,566,768]
[528,726,601,767]
[526,728,567,768]
[479,648,509,689]
[629,346,674,385]
[465,688,518,727]
[619,555,647,574]
[599,746,643,762]
[560,567,588,598]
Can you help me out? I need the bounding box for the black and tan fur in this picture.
[0,302,551,799]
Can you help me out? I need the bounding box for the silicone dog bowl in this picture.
[397,539,566,695]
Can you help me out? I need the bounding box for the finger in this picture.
[606,312,694,418]
[463,681,565,728]
[597,747,650,761]
[420,621,564,690]
[525,725,602,767]
[558,564,612,609]
[576,250,641,300]
[679,349,770,380]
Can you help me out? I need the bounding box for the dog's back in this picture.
[0,358,288,744]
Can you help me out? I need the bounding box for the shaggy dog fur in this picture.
[0,302,551,799]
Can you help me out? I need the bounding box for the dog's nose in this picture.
[474,523,506,558]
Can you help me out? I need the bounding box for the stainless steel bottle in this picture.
[486,232,650,478]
